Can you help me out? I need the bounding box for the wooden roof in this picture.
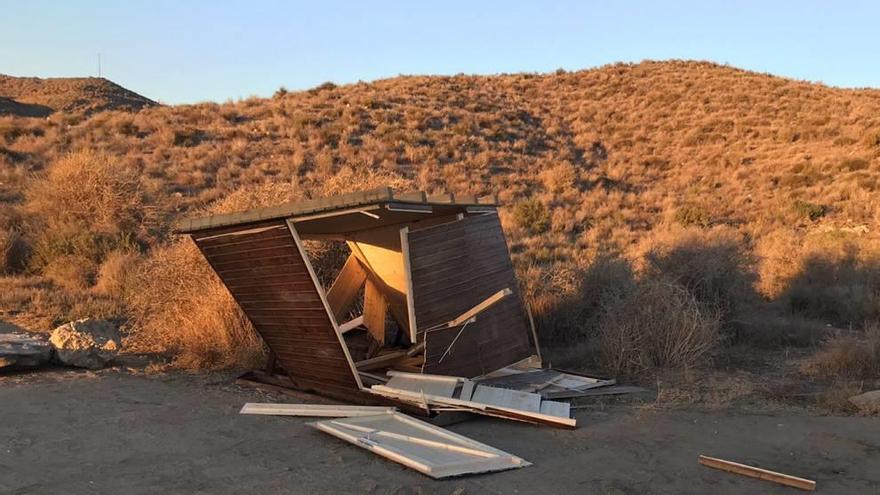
[176,187,498,234]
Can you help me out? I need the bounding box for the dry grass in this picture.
[0,60,879,376]
[124,240,264,369]
[599,281,722,377]
[800,323,880,379]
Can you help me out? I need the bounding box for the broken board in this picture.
[311,411,530,478]
[240,403,395,417]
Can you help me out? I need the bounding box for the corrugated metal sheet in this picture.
[407,213,534,377]
[192,220,361,395]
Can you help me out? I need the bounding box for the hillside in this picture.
[0,74,156,117]
[0,60,878,390]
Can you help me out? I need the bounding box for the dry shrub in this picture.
[25,150,143,235]
[94,250,141,296]
[42,254,94,291]
[800,323,880,379]
[0,228,28,274]
[24,151,145,283]
[599,280,721,377]
[642,226,756,322]
[769,233,880,325]
[125,240,264,369]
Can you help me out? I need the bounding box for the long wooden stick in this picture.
[698,455,816,491]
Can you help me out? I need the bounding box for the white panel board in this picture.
[311,411,530,478]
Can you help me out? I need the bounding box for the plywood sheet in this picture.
[325,254,366,320]
[405,213,533,377]
[311,411,530,478]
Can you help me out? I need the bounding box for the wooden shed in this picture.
[177,187,541,403]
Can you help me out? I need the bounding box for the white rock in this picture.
[0,333,52,369]
[849,390,880,414]
[49,319,121,370]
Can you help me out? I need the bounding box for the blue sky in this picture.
[2,1,878,104]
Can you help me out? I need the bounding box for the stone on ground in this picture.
[849,390,880,414]
[49,319,121,370]
[0,333,52,369]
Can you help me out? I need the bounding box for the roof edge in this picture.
[175,187,499,234]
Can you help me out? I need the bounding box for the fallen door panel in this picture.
[310,412,530,478]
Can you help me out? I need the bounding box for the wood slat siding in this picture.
[192,221,360,392]
[406,213,534,377]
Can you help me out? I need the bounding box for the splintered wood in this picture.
[310,411,531,478]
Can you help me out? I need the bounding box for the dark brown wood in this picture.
[193,220,360,393]
[406,213,533,377]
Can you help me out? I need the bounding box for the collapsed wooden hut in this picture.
[177,187,543,408]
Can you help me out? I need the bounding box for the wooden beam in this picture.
[240,403,395,417]
[699,455,816,491]
[363,279,388,343]
[326,254,367,321]
[446,288,511,328]
[400,227,418,343]
[338,315,364,334]
[355,350,408,371]
[525,302,543,365]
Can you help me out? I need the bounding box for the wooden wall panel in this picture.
[192,220,361,394]
[406,213,534,377]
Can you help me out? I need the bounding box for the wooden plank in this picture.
[525,303,542,365]
[363,279,387,343]
[240,403,395,417]
[325,254,367,320]
[310,411,530,479]
[699,455,816,491]
[355,350,408,371]
[338,315,364,334]
[400,227,418,343]
[446,288,511,328]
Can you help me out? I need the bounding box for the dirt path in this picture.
[1,370,877,494]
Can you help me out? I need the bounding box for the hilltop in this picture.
[0,61,878,393]
[0,74,156,116]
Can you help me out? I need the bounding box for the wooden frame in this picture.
[311,411,530,478]
[399,226,418,343]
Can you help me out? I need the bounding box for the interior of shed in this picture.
[289,200,501,384]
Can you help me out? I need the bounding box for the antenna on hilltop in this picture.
[98,53,102,78]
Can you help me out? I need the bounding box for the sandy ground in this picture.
[1,369,878,495]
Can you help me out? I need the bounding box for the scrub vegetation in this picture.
[1,60,878,408]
